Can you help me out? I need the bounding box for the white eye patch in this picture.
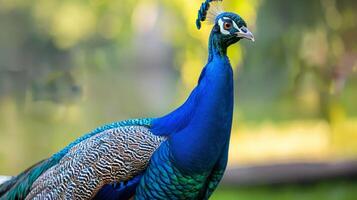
[218,19,230,35]
[218,17,240,35]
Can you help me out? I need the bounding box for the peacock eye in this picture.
[223,22,232,30]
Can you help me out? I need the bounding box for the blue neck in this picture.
[208,31,228,61]
[151,32,234,172]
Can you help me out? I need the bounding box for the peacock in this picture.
[0,0,254,199]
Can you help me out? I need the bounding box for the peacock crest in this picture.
[196,0,224,29]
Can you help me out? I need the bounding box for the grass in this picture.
[211,181,357,200]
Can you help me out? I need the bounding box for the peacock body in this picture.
[0,0,254,199]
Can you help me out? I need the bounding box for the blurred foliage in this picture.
[0,0,357,183]
[240,0,357,124]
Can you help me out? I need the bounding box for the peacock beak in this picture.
[235,26,255,42]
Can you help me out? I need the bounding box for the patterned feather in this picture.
[0,119,165,200]
[26,126,164,199]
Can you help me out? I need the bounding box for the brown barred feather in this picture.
[25,126,165,200]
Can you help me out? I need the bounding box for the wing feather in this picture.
[0,118,160,200]
[26,125,164,199]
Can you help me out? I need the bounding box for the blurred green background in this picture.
[0,0,357,199]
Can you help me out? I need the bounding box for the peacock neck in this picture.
[151,34,233,173]
[208,31,228,61]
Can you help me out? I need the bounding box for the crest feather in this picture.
[206,1,224,24]
[196,0,224,29]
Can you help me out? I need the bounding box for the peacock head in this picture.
[196,0,254,48]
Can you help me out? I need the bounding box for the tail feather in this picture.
[0,159,54,200]
[0,160,43,196]
[0,177,15,196]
